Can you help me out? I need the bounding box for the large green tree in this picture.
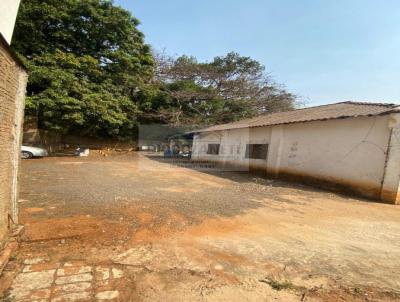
[142,52,296,126]
[12,0,154,138]
[13,0,297,138]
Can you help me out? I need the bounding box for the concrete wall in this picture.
[0,38,27,240]
[0,0,21,44]
[193,127,272,172]
[193,115,399,203]
[22,128,137,153]
[380,113,400,204]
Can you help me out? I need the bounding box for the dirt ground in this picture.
[1,152,400,301]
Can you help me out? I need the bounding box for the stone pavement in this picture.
[7,258,127,301]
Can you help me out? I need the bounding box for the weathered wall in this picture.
[380,113,400,204]
[22,129,136,153]
[193,115,395,201]
[193,127,272,172]
[274,116,390,199]
[0,38,27,240]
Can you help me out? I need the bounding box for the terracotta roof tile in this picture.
[195,101,400,132]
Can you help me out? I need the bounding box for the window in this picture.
[207,144,220,155]
[245,144,268,159]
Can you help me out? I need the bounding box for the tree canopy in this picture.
[142,52,296,125]
[13,0,296,139]
[13,0,154,138]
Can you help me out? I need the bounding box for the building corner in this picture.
[380,113,400,204]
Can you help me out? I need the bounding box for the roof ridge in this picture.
[292,101,399,112]
[339,101,398,107]
[248,101,399,119]
[216,101,399,125]
[193,101,400,133]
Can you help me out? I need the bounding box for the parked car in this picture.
[74,147,90,157]
[21,145,48,159]
[178,150,192,159]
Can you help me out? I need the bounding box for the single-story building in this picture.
[191,102,400,204]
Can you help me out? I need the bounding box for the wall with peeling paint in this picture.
[192,115,400,203]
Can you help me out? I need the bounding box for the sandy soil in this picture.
[2,152,400,301]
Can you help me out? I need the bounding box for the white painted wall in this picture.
[0,0,21,44]
[193,115,395,201]
[381,113,400,203]
[193,127,272,171]
[277,116,389,192]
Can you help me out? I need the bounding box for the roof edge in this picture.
[284,101,399,113]
[192,101,400,133]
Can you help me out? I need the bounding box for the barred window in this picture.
[207,144,220,155]
[245,144,268,159]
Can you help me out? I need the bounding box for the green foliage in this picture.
[147,52,296,126]
[13,0,296,139]
[259,277,306,292]
[13,0,154,138]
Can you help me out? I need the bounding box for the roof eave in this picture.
[193,109,400,133]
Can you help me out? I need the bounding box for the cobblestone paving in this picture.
[7,258,126,301]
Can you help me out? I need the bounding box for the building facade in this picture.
[192,102,400,204]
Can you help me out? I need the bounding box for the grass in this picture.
[260,277,306,292]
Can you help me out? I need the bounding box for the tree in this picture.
[146,52,296,126]
[13,0,297,138]
[12,0,154,138]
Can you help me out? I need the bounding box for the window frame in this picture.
[207,143,220,155]
[245,144,268,160]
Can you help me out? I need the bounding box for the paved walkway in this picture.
[9,258,125,301]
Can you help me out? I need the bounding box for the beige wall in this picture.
[0,39,27,240]
[193,115,400,203]
[380,113,400,203]
[193,127,272,172]
[0,0,21,44]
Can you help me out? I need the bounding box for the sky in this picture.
[115,0,400,106]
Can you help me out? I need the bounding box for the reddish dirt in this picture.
[1,152,400,301]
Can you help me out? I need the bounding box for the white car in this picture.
[21,145,48,159]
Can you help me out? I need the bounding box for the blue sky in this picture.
[115,0,400,106]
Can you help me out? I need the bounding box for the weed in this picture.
[259,277,305,292]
